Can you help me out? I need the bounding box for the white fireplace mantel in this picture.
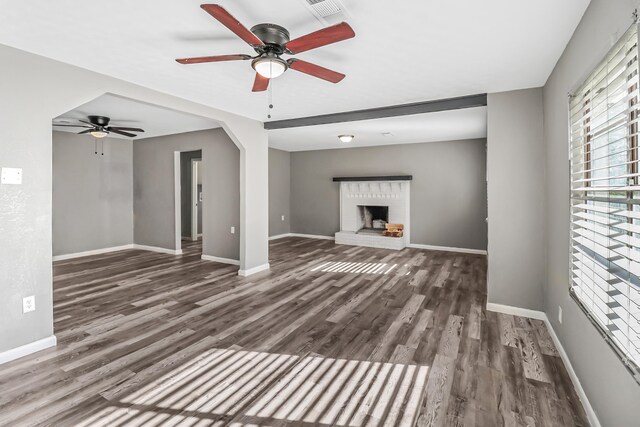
[335,179,410,250]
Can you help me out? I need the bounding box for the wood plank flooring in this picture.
[0,238,588,426]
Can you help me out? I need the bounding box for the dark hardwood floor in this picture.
[0,237,588,426]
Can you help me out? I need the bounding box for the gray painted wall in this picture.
[487,89,545,311]
[543,0,640,424]
[134,128,240,260]
[269,148,291,237]
[0,42,267,356]
[180,150,202,238]
[289,140,487,250]
[52,131,133,256]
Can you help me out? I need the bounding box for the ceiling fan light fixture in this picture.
[338,134,354,143]
[90,130,108,139]
[252,56,287,79]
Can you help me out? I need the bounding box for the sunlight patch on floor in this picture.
[311,261,397,275]
[82,348,429,427]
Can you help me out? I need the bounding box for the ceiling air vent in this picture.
[302,0,350,24]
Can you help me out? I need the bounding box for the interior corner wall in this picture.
[288,140,488,250]
[133,128,240,260]
[52,131,133,256]
[487,88,545,312]
[542,0,640,424]
[268,148,290,237]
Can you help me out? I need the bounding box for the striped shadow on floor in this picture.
[84,346,429,427]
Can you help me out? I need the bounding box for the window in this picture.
[570,23,640,382]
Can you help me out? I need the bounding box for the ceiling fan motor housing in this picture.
[250,24,291,77]
[251,23,290,54]
[88,115,111,127]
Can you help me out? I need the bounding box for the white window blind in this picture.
[570,23,640,382]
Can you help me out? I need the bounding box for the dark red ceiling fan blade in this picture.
[285,22,355,54]
[109,129,137,138]
[176,54,252,64]
[252,73,270,92]
[77,129,93,135]
[200,4,264,47]
[107,126,145,133]
[287,59,345,83]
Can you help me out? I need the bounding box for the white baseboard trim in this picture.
[486,302,546,321]
[53,244,134,261]
[238,263,270,277]
[269,233,292,241]
[543,315,602,427]
[201,254,239,266]
[486,302,601,427]
[133,244,182,255]
[408,243,487,255]
[276,234,486,254]
[0,335,57,365]
[289,233,335,240]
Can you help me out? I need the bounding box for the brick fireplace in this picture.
[333,175,411,250]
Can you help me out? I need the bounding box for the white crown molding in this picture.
[408,243,487,255]
[486,302,601,427]
[133,244,182,255]
[0,335,57,365]
[238,263,270,277]
[52,244,134,261]
[201,254,239,266]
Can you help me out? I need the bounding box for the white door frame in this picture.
[173,150,203,252]
[173,152,182,252]
[191,159,200,241]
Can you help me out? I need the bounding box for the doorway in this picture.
[191,159,202,241]
[179,150,203,252]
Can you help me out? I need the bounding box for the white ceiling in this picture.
[268,106,487,151]
[53,93,219,140]
[0,0,590,122]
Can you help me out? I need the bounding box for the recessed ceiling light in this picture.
[382,132,393,137]
[338,134,354,143]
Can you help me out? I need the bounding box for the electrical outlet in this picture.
[230,226,235,234]
[23,296,35,313]
[558,306,563,324]
[281,215,285,221]
[1,167,22,185]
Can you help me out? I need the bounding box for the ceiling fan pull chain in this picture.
[94,137,97,155]
[268,81,274,119]
[101,139,104,156]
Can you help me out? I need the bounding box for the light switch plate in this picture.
[230,226,235,234]
[1,167,22,185]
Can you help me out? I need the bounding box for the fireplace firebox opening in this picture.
[357,205,389,234]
